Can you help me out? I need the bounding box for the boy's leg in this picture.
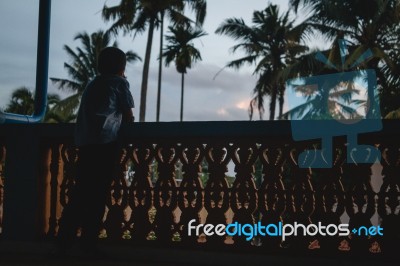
[56,146,92,250]
[80,142,118,250]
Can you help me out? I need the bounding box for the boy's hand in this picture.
[122,108,134,123]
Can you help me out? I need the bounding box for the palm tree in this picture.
[289,0,400,117]
[44,94,76,123]
[282,37,382,119]
[162,25,207,121]
[4,87,35,115]
[215,4,308,120]
[50,30,141,118]
[3,87,72,123]
[156,10,165,122]
[283,77,366,120]
[102,0,207,122]
[156,0,206,122]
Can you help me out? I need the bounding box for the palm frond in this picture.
[49,78,81,93]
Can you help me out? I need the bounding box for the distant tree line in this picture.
[3,0,400,121]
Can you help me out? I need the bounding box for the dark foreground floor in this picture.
[0,241,398,266]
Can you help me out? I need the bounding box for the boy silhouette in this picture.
[55,46,134,256]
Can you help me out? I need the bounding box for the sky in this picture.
[0,0,309,122]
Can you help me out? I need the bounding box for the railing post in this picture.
[204,143,230,245]
[230,143,258,247]
[343,152,376,253]
[311,145,346,251]
[2,126,42,240]
[47,143,61,237]
[0,143,5,235]
[104,147,130,240]
[286,146,315,250]
[178,144,204,245]
[378,143,400,255]
[258,143,286,249]
[153,144,179,243]
[128,144,154,241]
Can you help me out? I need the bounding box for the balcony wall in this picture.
[0,141,4,236]
[0,121,399,258]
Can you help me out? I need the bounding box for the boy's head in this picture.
[97,47,127,75]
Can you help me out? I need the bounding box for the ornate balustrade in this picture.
[0,121,399,259]
[0,141,5,236]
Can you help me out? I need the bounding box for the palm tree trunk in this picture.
[139,18,155,122]
[269,89,277,121]
[278,84,284,119]
[156,11,164,122]
[180,73,185,122]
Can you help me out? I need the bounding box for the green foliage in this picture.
[3,87,74,123]
[214,0,400,120]
[4,87,34,115]
[162,24,206,121]
[50,30,141,119]
[163,25,207,74]
[288,0,400,118]
[215,4,308,120]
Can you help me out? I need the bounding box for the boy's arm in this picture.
[122,108,134,123]
[117,79,135,123]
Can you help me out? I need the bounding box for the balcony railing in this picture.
[0,141,4,236]
[0,121,399,259]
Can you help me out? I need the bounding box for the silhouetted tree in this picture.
[162,25,206,121]
[50,30,140,118]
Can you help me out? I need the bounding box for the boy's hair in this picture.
[97,47,127,75]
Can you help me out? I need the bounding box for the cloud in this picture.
[123,61,259,122]
[158,63,257,94]
[184,105,249,121]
